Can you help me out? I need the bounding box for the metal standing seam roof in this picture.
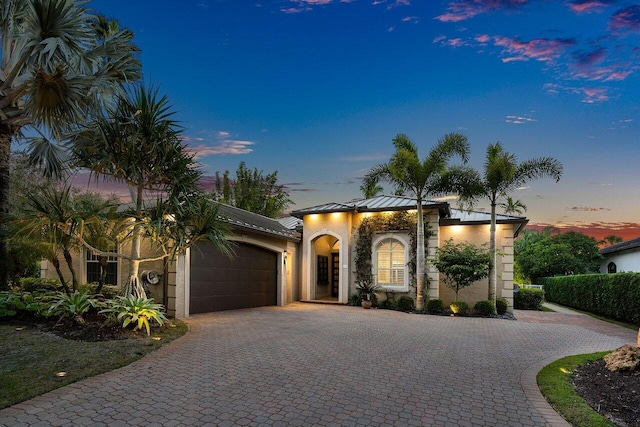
[289,195,529,236]
[216,203,300,242]
[277,216,303,230]
[290,194,449,218]
[599,236,640,255]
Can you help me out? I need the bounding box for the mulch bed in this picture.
[573,359,640,427]
[7,314,138,342]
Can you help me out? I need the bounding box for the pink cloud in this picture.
[567,0,616,14]
[433,34,447,43]
[571,48,635,82]
[402,16,419,22]
[436,0,527,22]
[581,87,609,103]
[187,140,255,157]
[543,83,611,103]
[609,5,640,32]
[280,0,332,13]
[493,36,575,62]
[475,34,491,43]
[433,35,468,47]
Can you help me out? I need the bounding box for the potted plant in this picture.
[355,279,381,309]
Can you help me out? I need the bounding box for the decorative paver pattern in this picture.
[1,303,635,426]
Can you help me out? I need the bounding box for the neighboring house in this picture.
[599,236,640,274]
[42,195,527,317]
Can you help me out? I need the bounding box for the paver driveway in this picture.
[0,303,636,426]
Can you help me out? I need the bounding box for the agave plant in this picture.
[355,279,382,302]
[49,290,100,324]
[100,296,167,336]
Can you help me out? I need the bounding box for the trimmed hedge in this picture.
[540,273,640,325]
[514,288,544,310]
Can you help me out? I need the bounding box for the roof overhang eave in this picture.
[440,218,529,237]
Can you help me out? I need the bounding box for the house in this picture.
[599,237,640,273]
[42,195,528,317]
[288,195,526,312]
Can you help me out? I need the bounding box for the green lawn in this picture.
[537,351,616,427]
[0,319,188,409]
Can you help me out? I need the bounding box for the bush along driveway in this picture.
[0,303,636,427]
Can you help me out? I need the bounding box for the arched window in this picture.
[375,238,407,290]
[607,262,617,274]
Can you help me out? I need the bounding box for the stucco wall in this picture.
[600,250,640,273]
[40,239,164,297]
[438,223,515,312]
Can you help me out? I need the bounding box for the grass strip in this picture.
[537,351,616,427]
[0,319,188,409]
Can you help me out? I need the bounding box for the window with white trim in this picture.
[86,249,118,286]
[375,238,407,290]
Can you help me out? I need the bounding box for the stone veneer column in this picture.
[425,210,440,300]
[500,225,515,313]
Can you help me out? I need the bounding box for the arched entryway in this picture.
[311,234,341,302]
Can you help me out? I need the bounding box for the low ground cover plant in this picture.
[100,296,167,335]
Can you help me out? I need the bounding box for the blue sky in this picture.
[87,0,640,239]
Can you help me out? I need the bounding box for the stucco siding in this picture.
[600,250,640,273]
[438,223,515,312]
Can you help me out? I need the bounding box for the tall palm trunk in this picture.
[488,196,497,305]
[416,198,425,311]
[0,129,13,290]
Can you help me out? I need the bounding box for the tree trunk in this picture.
[0,129,13,290]
[50,256,71,294]
[416,199,425,311]
[121,184,147,299]
[62,247,78,291]
[488,197,497,306]
[96,255,108,293]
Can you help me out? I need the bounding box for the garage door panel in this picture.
[190,242,278,314]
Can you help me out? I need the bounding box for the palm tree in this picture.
[12,184,81,292]
[0,0,140,288]
[364,133,470,310]
[599,235,623,247]
[459,142,562,306]
[499,196,527,215]
[73,85,231,298]
[360,179,384,199]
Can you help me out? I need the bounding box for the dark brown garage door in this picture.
[189,242,278,314]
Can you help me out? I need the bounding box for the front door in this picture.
[331,253,339,298]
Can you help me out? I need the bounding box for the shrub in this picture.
[514,288,544,310]
[496,297,508,315]
[80,283,120,299]
[474,300,495,316]
[426,299,444,314]
[396,296,415,311]
[450,301,469,315]
[49,290,101,324]
[101,296,167,336]
[17,278,59,292]
[540,273,640,325]
[0,292,20,317]
[347,294,361,306]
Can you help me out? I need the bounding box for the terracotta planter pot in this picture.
[361,300,372,309]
